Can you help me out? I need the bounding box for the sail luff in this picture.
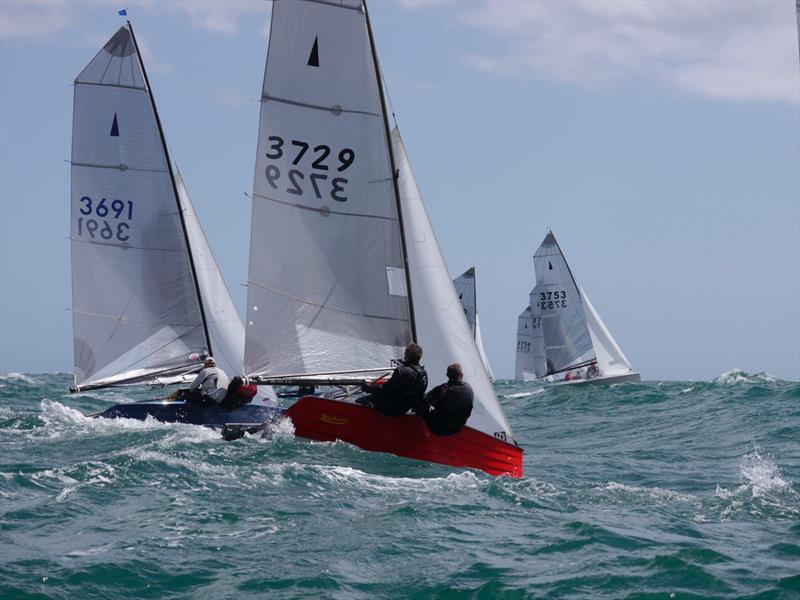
[362,0,417,342]
[126,21,212,358]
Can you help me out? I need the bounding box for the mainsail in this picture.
[244,0,412,378]
[533,232,595,374]
[70,25,209,390]
[245,0,516,446]
[515,286,547,380]
[453,267,495,380]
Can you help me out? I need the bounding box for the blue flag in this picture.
[118,9,127,16]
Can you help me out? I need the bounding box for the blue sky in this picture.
[1,0,798,381]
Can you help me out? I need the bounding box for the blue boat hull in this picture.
[95,399,285,428]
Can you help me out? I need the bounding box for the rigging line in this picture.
[252,191,398,221]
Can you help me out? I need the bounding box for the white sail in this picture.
[393,129,515,444]
[70,26,208,389]
[514,305,537,381]
[244,0,411,377]
[533,232,594,374]
[175,171,243,378]
[454,267,495,380]
[473,313,495,381]
[581,288,634,376]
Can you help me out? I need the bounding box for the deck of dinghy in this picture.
[285,396,523,478]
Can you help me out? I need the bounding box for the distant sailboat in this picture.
[453,267,495,381]
[69,23,277,424]
[243,0,521,477]
[515,232,640,385]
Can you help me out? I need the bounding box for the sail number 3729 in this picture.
[264,135,354,202]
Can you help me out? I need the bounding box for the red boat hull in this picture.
[285,396,523,478]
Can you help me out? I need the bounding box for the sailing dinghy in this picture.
[454,267,495,381]
[515,232,640,385]
[69,24,279,426]
[243,0,522,477]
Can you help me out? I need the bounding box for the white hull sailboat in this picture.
[454,267,495,381]
[243,0,521,477]
[515,232,640,386]
[69,23,277,425]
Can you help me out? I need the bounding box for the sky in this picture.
[0,0,798,381]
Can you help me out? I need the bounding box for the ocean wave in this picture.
[0,372,40,385]
[502,388,546,399]
[713,369,779,385]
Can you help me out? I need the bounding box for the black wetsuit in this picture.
[361,361,428,417]
[422,379,474,436]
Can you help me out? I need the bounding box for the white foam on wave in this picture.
[26,461,118,503]
[316,464,484,495]
[37,399,218,444]
[738,446,793,497]
[503,388,546,399]
[713,369,778,385]
[250,416,296,443]
[600,481,698,504]
[0,372,40,384]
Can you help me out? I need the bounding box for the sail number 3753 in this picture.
[76,196,133,242]
[264,135,354,202]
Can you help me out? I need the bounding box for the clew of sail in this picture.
[453,267,495,381]
[393,129,515,445]
[532,232,594,374]
[70,26,209,390]
[244,0,411,378]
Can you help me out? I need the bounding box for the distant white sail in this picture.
[581,288,634,376]
[454,267,495,381]
[70,26,208,389]
[533,232,594,374]
[393,129,514,443]
[244,0,411,377]
[514,305,537,381]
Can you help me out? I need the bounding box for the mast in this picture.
[126,20,213,358]
[362,0,417,342]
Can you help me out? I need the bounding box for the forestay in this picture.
[393,129,515,445]
[533,232,595,374]
[71,26,208,389]
[454,267,495,380]
[245,0,411,377]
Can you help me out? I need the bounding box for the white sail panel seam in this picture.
[261,93,380,118]
[248,280,410,323]
[74,81,146,92]
[71,162,167,174]
[253,192,398,221]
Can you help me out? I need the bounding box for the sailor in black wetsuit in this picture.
[422,363,473,436]
[357,343,428,416]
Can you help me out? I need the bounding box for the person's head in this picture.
[446,363,463,382]
[204,356,216,368]
[403,342,422,365]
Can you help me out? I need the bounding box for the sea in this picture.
[1,370,798,599]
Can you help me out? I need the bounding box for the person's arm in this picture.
[425,383,447,409]
[187,369,207,390]
[362,367,404,396]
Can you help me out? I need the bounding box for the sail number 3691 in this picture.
[76,196,133,242]
[264,135,354,202]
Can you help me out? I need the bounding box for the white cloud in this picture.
[438,0,799,105]
[0,0,74,40]
[163,0,267,36]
